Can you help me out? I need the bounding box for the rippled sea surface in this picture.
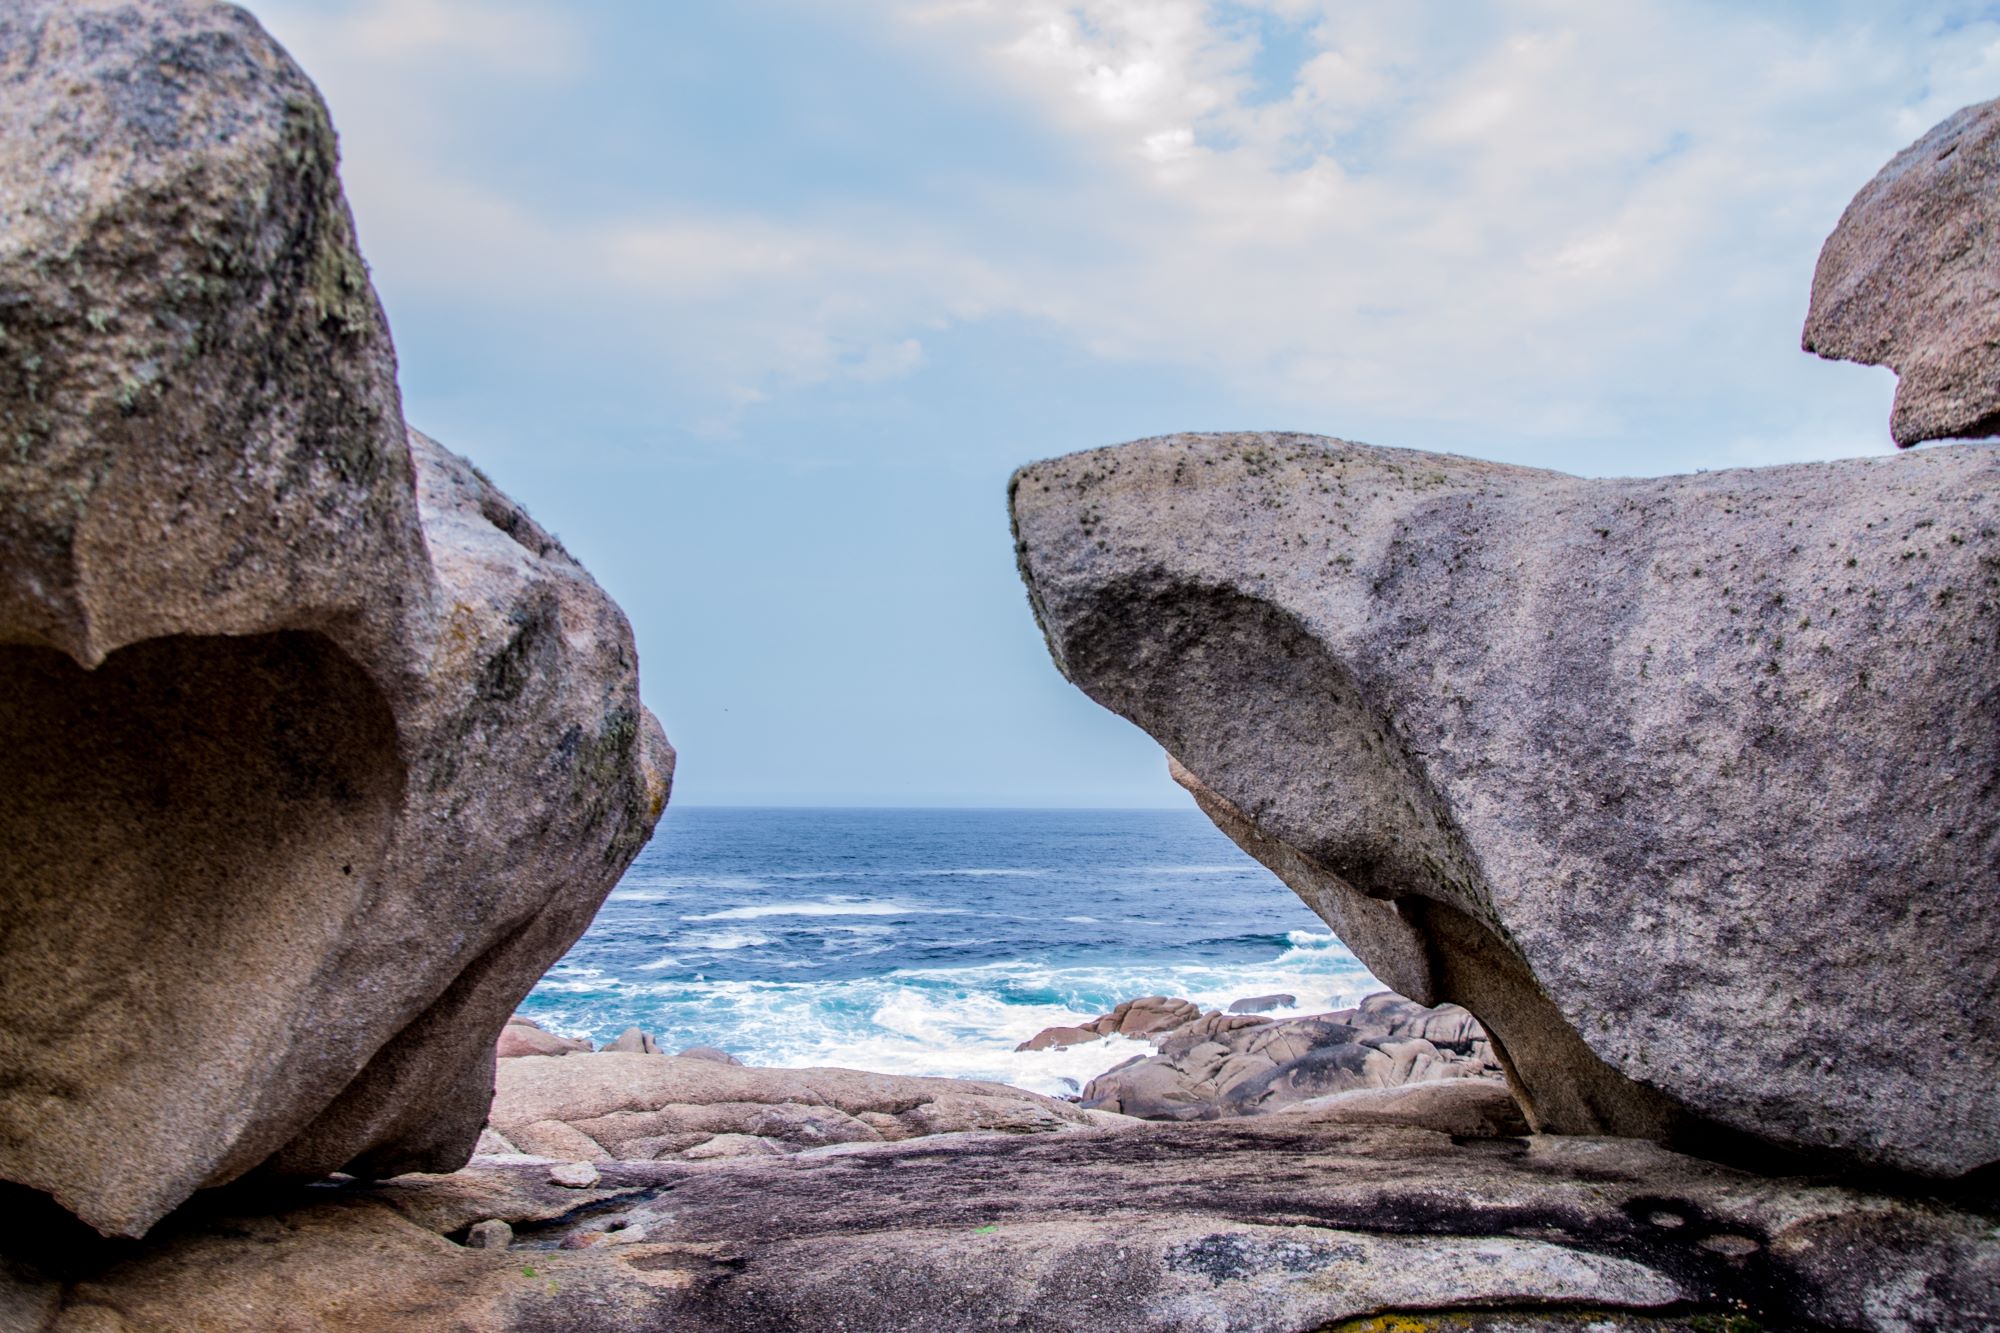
[520,806,1381,1095]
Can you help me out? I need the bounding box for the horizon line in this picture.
[661,802,1197,812]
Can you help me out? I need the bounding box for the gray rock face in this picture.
[5,1121,1994,1330]
[1805,97,2000,446]
[0,0,671,1237]
[1011,431,2000,1178]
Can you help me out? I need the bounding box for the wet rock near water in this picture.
[675,1046,745,1066]
[1015,995,1204,1051]
[605,1028,662,1055]
[1227,993,1296,1014]
[496,1019,743,1066]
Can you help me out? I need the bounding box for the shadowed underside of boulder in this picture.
[1010,431,2000,1179]
[0,0,671,1236]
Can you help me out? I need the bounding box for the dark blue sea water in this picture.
[520,807,1381,1095]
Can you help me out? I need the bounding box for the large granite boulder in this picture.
[0,0,671,1237]
[1011,432,1999,1178]
[5,1119,1994,1330]
[1805,97,2000,445]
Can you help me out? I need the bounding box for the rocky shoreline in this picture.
[2,2,1997,1328]
[6,1017,1995,1330]
[486,990,1517,1150]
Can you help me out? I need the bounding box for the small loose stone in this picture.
[465,1219,513,1249]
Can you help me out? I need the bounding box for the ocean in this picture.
[519,806,1383,1097]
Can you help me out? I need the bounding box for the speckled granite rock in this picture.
[1011,431,1999,1178]
[1805,97,2000,445]
[4,1121,1993,1330]
[0,0,670,1237]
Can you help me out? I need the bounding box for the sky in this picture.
[244,0,2000,807]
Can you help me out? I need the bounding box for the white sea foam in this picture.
[684,930,772,951]
[521,930,1380,1097]
[683,899,964,922]
[1060,915,1100,924]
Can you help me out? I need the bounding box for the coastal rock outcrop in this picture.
[5,1119,1993,1330]
[1013,990,1502,1123]
[0,0,670,1237]
[1014,994,1202,1050]
[1011,431,2000,1177]
[486,1052,1092,1161]
[1804,97,2000,445]
[1077,994,1502,1122]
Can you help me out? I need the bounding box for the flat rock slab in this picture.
[4,1122,1994,1330]
[489,1053,1092,1161]
[1011,432,2000,1179]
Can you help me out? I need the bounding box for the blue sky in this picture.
[247,0,1998,806]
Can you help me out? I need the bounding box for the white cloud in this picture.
[245,0,1998,465]
[872,0,1993,459]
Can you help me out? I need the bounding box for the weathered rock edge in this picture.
[4,1121,1993,1331]
[1010,431,1999,1179]
[1804,96,2000,446]
[0,0,671,1236]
